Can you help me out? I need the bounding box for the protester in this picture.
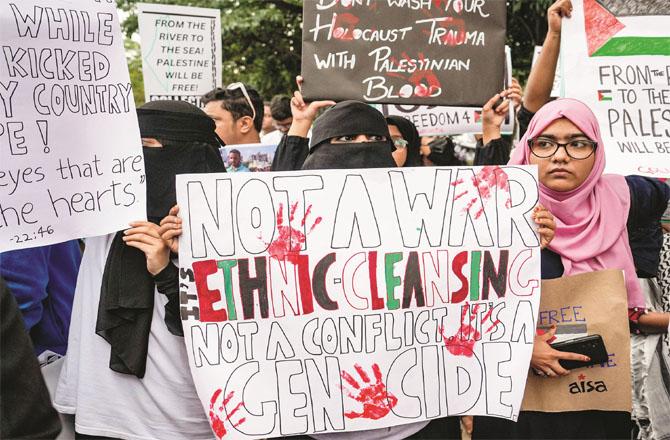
[261,94,293,145]
[202,82,264,146]
[226,148,250,172]
[261,101,276,137]
[54,100,225,439]
[271,76,336,171]
[385,116,422,167]
[1,277,62,440]
[473,96,670,439]
[631,213,670,440]
[0,241,82,362]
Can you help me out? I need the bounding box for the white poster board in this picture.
[562,0,670,177]
[137,3,222,107]
[377,47,515,136]
[0,0,145,252]
[177,165,542,439]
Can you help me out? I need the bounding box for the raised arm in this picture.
[523,0,572,112]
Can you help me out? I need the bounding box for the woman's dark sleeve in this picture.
[517,105,535,139]
[153,263,183,337]
[474,137,512,166]
[626,176,670,278]
[271,135,310,171]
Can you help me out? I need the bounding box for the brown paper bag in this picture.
[521,270,632,412]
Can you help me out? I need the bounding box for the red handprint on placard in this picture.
[265,202,322,265]
[341,363,398,420]
[440,303,500,357]
[208,389,245,439]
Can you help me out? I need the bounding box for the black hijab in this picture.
[303,100,396,169]
[96,100,225,378]
[386,115,422,167]
[425,137,463,166]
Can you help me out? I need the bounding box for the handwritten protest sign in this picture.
[377,46,514,136]
[562,0,670,177]
[522,270,631,412]
[301,0,507,106]
[177,165,541,439]
[0,0,145,252]
[137,3,222,107]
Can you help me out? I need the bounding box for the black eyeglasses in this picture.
[528,137,597,160]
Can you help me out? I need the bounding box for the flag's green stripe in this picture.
[592,37,670,57]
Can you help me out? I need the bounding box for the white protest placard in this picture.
[532,45,562,98]
[0,0,145,252]
[137,3,222,107]
[562,0,670,177]
[377,46,515,136]
[176,165,541,439]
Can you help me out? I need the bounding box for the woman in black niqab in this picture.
[96,100,225,378]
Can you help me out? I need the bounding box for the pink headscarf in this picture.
[509,98,644,309]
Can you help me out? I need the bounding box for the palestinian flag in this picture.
[597,90,612,101]
[585,0,670,57]
[474,110,482,123]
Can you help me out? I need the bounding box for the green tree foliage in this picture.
[117,0,554,103]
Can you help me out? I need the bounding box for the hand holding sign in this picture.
[548,0,573,36]
[159,205,182,254]
[289,76,336,138]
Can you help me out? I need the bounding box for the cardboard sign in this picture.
[562,0,670,177]
[137,3,222,107]
[522,270,632,413]
[0,0,145,252]
[301,0,507,106]
[377,46,514,136]
[177,165,542,439]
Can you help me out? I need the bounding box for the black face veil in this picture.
[302,100,396,170]
[96,100,225,378]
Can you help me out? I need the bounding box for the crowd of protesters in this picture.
[1,0,669,439]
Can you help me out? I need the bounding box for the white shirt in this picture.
[260,129,284,145]
[54,234,214,440]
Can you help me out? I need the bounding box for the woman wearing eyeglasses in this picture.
[472,97,670,439]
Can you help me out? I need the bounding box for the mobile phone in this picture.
[550,334,608,370]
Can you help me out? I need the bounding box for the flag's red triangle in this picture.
[584,0,625,56]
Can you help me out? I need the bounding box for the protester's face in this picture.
[205,101,238,145]
[273,117,293,134]
[228,152,242,167]
[388,124,407,167]
[262,105,274,132]
[330,134,387,143]
[529,118,596,192]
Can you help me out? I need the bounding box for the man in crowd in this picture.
[226,148,250,172]
[202,83,264,146]
[261,94,292,145]
[261,101,276,137]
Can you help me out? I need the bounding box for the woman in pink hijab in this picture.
[475,97,670,439]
